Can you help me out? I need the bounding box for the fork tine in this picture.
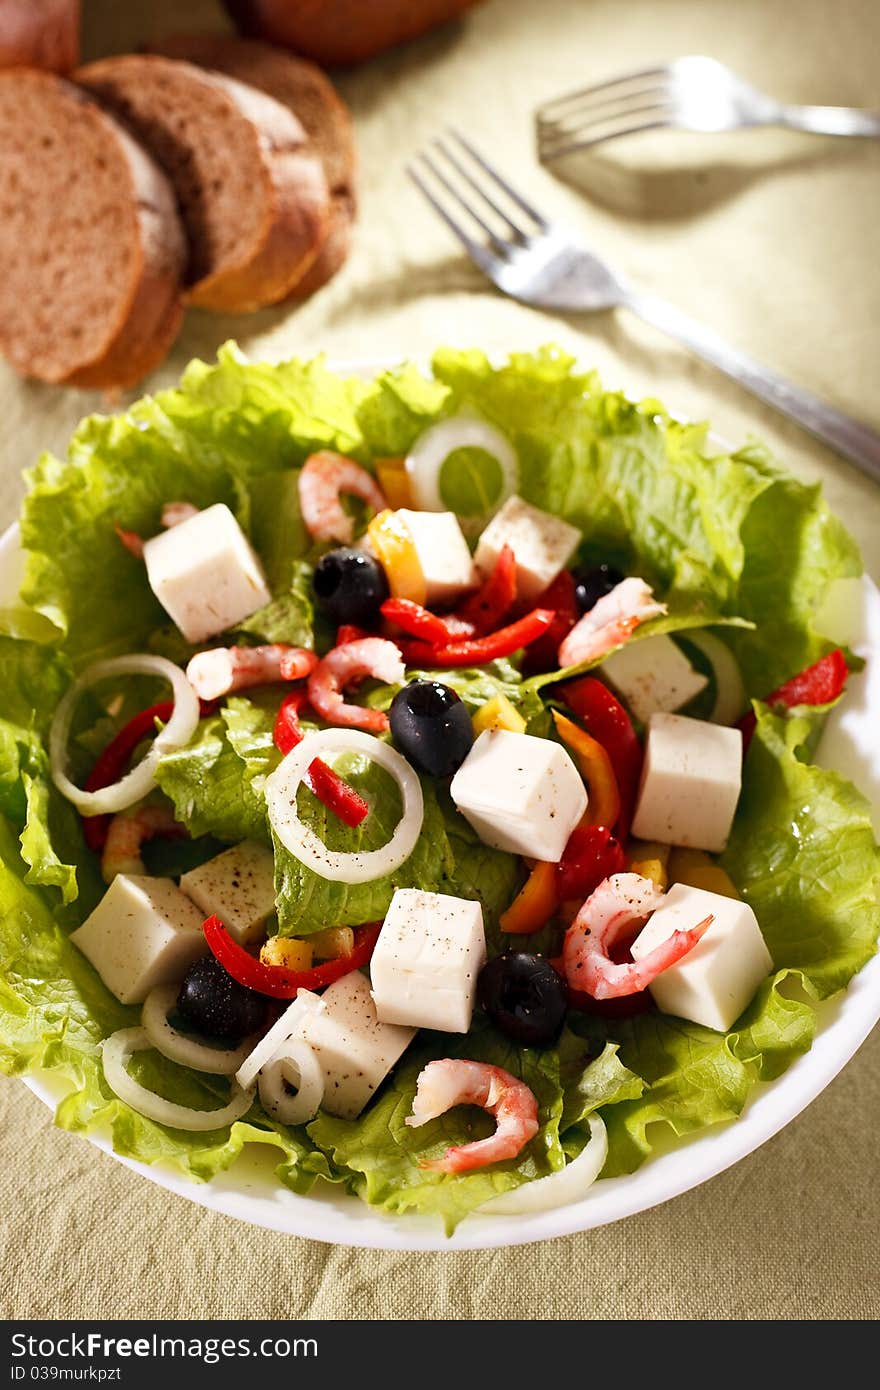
[433,136,530,243]
[446,129,550,231]
[538,117,673,162]
[406,162,495,268]
[414,149,515,254]
[536,64,673,119]
[537,81,676,134]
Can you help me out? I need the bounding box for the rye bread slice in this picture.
[0,0,80,74]
[77,54,329,313]
[148,33,356,296]
[0,69,185,389]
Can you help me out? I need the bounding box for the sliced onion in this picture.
[481,1115,608,1216]
[257,1038,325,1126]
[50,655,200,815]
[101,1028,255,1131]
[265,729,424,885]
[683,630,747,726]
[235,990,323,1091]
[404,416,518,526]
[141,985,260,1077]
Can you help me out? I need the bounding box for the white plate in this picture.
[3,374,879,1250]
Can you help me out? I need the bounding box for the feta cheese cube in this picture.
[450,728,588,861]
[179,841,276,945]
[474,495,580,602]
[143,503,271,643]
[293,970,415,1119]
[371,889,486,1033]
[601,635,708,723]
[70,875,207,1005]
[632,712,742,852]
[631,882,773,1031]
[396,509,475,605]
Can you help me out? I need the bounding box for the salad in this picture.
[1,345,878,1236]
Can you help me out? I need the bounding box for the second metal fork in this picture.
[408,132,880,481]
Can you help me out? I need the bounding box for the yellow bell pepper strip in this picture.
[260,936,314,971]
[500,859,558,934]
[367,509,427,605]
[310,926,355,960]
[627,839,671,870]
[472,694,527,736]
[551,710,621,830]
[375,457,414,510]
[629,857,667,891]
[667,848,741,899]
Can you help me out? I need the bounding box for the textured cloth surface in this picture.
[1,0,878,1322]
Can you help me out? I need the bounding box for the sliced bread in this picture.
[0,0,80,73]
[77,54,329,313]
[0,69,185,388]
[149,33,356,296]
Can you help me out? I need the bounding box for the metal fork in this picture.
[407,131,880,482]
[536,55,880,161]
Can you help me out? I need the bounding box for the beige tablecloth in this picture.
[1,0,878,1322]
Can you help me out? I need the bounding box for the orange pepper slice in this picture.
[552,710,622,830]
[375,458,414,510]
[367,509,427,606]
[500,859,558,934]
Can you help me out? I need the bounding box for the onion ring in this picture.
[683,630,747,726]
[101,1028,255,1131]
[265,729,424,885]
[404,416,518,527]
[141,985,260,1077]
[481,1115,608,1216]
[50,655,200,815]
[235,991,323,1091]
[257,1039,325,1126]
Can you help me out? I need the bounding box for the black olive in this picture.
[478,953,568,1046]
[312,547,389,625]
[389,680,474,778]
[176,956,269,1042]
[574,563,625,615]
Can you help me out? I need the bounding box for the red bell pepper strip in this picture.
[81,698,215,852]
[380,598,464,646]
[522,570,579,675]
[739,649,849,750]
[398,607,555,669]
[560,676,643,841]
[203,915,382,998]
[555,824,626,902]
[336,624,369,646]
[272,690,369,828]
[456,543,517,634]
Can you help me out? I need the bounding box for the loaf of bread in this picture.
[149,33,355,296]
[223,0,484,67]
[0,69,185,388]
[0,0,80,73]
[77,54,330,313]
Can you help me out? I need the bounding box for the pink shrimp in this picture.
[185,644,317,700]
[115,524,144,560]
[563,872,712,999]
[307,637,405,733]
[406,1059,539,1173]
[558,577,667,668]
[101,804,187,884]
[161,501,199,529]
[298,451,387,544]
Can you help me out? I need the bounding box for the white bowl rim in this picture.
[3,357,879,1251]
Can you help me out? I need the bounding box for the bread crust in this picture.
[223,0,484,66]
[148,33,355,296]
[77,54,330,313]
[0,0,81,74]
[0,70,185,389]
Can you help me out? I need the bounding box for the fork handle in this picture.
[777,104,880,138]
[625,292,880,482]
